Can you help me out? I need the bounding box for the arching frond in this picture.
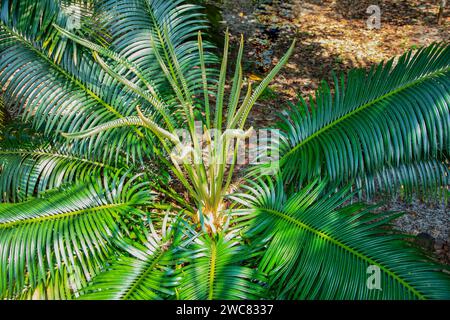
[0,20,154,165]
[98,0,218,98]
[1,0,448,302]
[0,145,122,203]
[0,173,153,299]
[0,121,126,202]
[0,95,4,134]
[78,217,193,300]
[234,178,450,300]
[0,0,102,63]
[178,234,265,300]
[355,158,449,201]
[276,43,450,199]
[1,0,219,167]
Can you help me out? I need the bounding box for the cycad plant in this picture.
[0,0,449,300]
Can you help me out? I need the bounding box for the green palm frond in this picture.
[98,0,218,98]
[0,173,153,299]
[0,144,122,202]
[355,158,449,201]
[19,266,74,300]
[79,217,192,300]
[0,122,125,202]
[0,0,103,63]
[1,0,449,302]
[0,95,4,134]
[233,178,450,300]
[178,234,265,300]
[276,43,450,199]
[0,21,112,129]
[0,19,153,165]
[1,0,217,166]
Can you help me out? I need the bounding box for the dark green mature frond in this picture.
[18,266,74,300]
[0,0,102,63]
[0,173,153,299]
[233,178,450,300]
[79,217,192,300]
[98,0,218,100]
[0,145,122,202]
[1,0,448,302]
[355,158,449,201]
[1,0,218,166]
[0,122,44,148]
[277,43,450,199]
[0,27,110,128]
[0,20,153,165]
[79,246,179,300]
[0,122,126,202]
[178,234,265,300]
[0,95,4,134]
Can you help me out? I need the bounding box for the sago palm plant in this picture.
[0,0,449,300]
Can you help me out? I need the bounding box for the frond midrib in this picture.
[260,207,426,300]
[121,248,167,300]
[0,203,125,229]
[0,149,121,171]
[280,65,450,163]
[208,240,217,300]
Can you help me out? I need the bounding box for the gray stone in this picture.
[416,232,435,251]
